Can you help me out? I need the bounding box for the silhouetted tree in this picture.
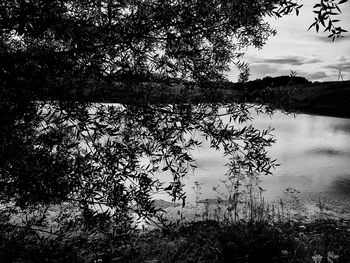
[1,0,347,99]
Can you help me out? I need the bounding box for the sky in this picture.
[227,1,350,82]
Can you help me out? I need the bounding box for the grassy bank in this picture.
[2,214,349,262]
[232,80,350,119]
[278,81,350,119]
[2,192,350,262]
[123,219,350,263]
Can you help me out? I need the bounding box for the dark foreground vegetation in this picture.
[128,219,350,263]
[1,217,350,263]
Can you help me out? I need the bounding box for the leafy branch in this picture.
[308,0,348,41]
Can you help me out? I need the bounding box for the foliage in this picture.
[0,100,278,260]
[308,0,348,41]
[234,75,311,92]
[96,219,350,263]
[1,0,342,97]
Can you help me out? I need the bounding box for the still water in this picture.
[175,111,350,203]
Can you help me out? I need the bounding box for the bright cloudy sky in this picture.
[228,1,350,82]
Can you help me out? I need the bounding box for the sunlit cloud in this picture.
[326,61,350,72]
[253,56,305,65]
[249,56,324,66]
[249,64,292,79]
[312,35,350,43]
[305,71,328,80]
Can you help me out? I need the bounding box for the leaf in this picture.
[320,18,326,27]
[336,5,342,13]
[325,20,332,31]
[308,21,317,31]
[67,142,80,149]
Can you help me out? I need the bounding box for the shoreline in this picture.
[33,80,350,119]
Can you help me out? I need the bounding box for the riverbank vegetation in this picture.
[113,219,350,263]
[1,199,350,262]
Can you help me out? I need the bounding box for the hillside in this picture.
[285,81,350,118]
[219,78,350,118]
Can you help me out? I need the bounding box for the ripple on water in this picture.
[309,147,343,156]
[330,175,350,195]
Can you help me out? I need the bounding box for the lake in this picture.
[156,110,350,209]
[40,102,350,218]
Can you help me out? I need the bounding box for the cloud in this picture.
[305,71,328,80]
[248,55,323,66]
[314,35,350,43]
[340,56,350,62]
[250,56,304,65]
[249,64,293,79]
[325,62,350,72]
[306,58,323,64]
[250,64,279,76]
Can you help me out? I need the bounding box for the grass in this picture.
[112,182,350,263]
[106,219,350,263]
[2,186,350,262]
[3,166,350,263]
[3,219,349,263]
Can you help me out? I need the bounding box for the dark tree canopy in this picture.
[1,0,347,100]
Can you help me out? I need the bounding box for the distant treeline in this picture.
[225,75,312,91]
[35,75,312,104]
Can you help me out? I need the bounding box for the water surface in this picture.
[178,111,350,203]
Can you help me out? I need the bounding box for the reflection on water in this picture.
[331,175,350,195]
[179,112,350,203]
[308,147,343,156]
[333,122,350,134]
[263,113,350,197]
